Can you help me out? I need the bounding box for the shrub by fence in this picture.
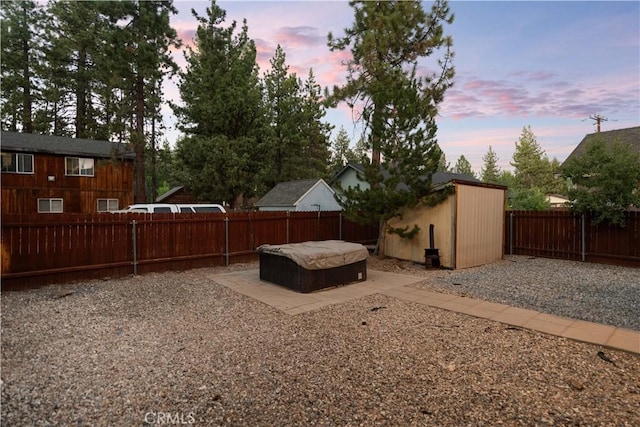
[504,210,640,267]
[1,211,379,289]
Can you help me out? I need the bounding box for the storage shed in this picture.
[384,179,507,269]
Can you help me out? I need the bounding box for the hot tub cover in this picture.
[256,240,369,270]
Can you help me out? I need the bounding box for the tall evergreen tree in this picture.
[175,0,264,206]
[299,69,332,179]
[510,125,566,204]
[511,126,548,190]
[453,154,475,178]
[44,1,112,138]
[0,0,43,133]
[262,45,305,185]
[122,0,180,202]
[327,0,455,254]
[329,126,356,172]
[497,170,515,188]
[481,145,501,184]
[352,135,369,164]
[436,151,451,172]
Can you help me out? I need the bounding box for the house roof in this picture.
[156,186,184,202]
[255,178,330,207]
[563,126,640,166]
[0,131,136,160]
[330,162,484,186]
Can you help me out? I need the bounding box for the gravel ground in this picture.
[379,255,640,331]
[2,256,639,426]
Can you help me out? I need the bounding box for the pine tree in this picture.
[510,126,567,208]
[511,126,548,190]
[299,69,332,179]
[262,45,305,185]
[44,1,111,138]
[481,146,501,184]
[0,0,43,133]
[352,136,369,163]
[327,0,455,254]
[453,155,475,178]
[436,151,451,172]
[175,0,264,206]
[123,0,180,202]
[329,126,356,173]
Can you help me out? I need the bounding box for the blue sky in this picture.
[166,1,640,173]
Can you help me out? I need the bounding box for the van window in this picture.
[193,206,222,213]
[154,206,173,213]
[179,206,194,213]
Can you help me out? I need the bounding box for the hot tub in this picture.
[256,240,369,293]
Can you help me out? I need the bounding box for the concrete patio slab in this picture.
[210,268,640,355]
[210,268,424,314]
[606,328,640,354]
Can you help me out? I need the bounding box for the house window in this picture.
[97,199,119,212]
[65,157,94,176]
[1,152,34,174]
[38,198,63,213]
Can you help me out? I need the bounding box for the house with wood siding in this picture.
[1,131,135,214]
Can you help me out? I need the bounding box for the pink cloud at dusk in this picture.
[161,0,638,176]
[273,26,325,49]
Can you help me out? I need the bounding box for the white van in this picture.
[124,203,226,213]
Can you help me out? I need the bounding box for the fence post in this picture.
[286,211,290,243]
[132,220,137,276]
[339,212,343,241]
[581,214,586,262]
[509,212,514,255]
[224,217,230,266]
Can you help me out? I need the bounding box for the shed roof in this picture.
[0,131,135,160]
[255,178,328,207]
[563,126,640,165]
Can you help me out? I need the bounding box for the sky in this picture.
[164,0,640,174]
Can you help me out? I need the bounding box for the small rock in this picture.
[568,379,585,391]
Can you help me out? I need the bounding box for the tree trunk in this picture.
[21,3,32,133]
[150,113,157,202]
[134,75,146,203]
[75,48,87,138]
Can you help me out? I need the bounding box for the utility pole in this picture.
[589,114,608,133]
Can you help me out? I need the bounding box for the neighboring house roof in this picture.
[328,163,362,185]
[330,162,485,188]
[255,178,331,207]
[0,131,136,160]
[156,186,184,202]
[563,126,640,166]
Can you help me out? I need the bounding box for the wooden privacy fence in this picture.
[504,210,640,267]
[1,211,379,289]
